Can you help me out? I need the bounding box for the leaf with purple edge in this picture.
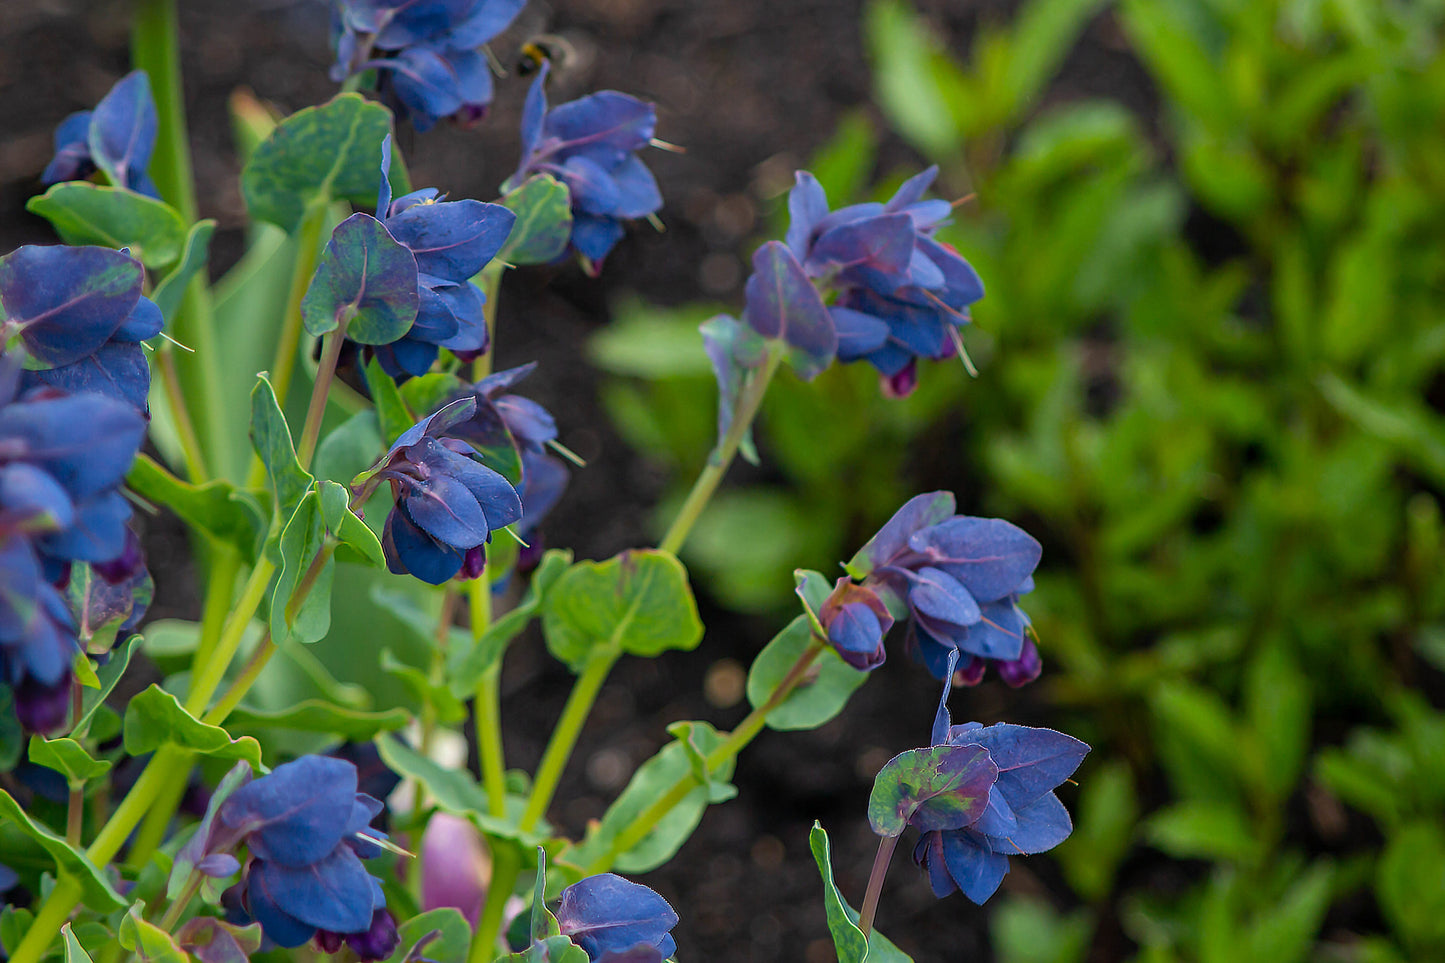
[844,491,956,579]
[175,918,263,963]
[699,313,764,464]
[171,761,254,899]
[301,213,419,345]
[867,745,998,837]
[741,240,836,380]
[794,568,832,634]
[0,245,142,368]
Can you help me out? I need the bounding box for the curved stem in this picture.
[271,205,329,413]
[297,329,346,469]
[193,549,239,668]
[126,770,189,870]
[184,556,275,716]
[858,833,900,940]
[658,347,783,555]
[585,637,826,873]
[203,632,275,725]
[518,652,618,833]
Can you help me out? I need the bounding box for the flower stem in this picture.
[297,329,345,469]
[658,347,783,555]
[472,262,505,381]
[154,347,209,482]
[157,874,202,931]
[518,651,618,833]
[468,578,508,819]
[130,0,226,479]
[202,630,275,725]
[470,843,520,963]
[184,555,276,716]
[858,833,900,940]
[271,204,329,412]
[66,682,83,846]
[585,636,826,873]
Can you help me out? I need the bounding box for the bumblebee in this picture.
[517,34,576,76]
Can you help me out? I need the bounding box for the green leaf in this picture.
[301,213,419,344]
[1244,861,1333,963]
[1378,822,1445,951]
[448,549,573,697]
[249,373,313,518]
[314,410,386,486]
[268,490,335,645]
[1243,643,1312,802]
[1055,760,1137,903]
[28,736,111,786]
[119,902,190,963]
[365,357,415,447]
[541,549,703,672]
[375,736,546,845]
[383,908,472,963]
[62,924,96,963]
[993,898,1094,963]
[0,689,21,771]
[320,479,385,567]
[0,790,125,911]
[26,183,187,268]
[867,745,997,837]
[1143,800,1255,862]
[746,615,865,731]
[67,562,151,655]
[529,846,560,942]
[241,93,394,232]
[150,219,216,325]
[2,909,37,961]
[72,633,142,738]
[569,721,736,874]
[380,649,467,725]
[865,0,963,160]
[665,720,736,797]
[1318,373,1445,488]
[496,935,588,963]
[127,455,267,562]
[122,685,264,769]
[498,174,572,265]
[808,823,911,962]
[225,700,410,741]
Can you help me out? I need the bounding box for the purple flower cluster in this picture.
[373,399,523,584]
[330,0,526,131]
[837,491,1044,687]
[509,62,663,267]
[366,145,515,379]
[197,756,397,958]
[785,167,983,396]
[0,246,151,733]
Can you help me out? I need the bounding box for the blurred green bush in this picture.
[589,0,1445,959]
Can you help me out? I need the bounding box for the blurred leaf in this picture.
[1143,800,1255,862]
[149,220,216,324]
[225,700,409,741]
[1318,374,1445,487]
[127,455,266,562]
[865,0,965,159]
[27,183,187,268]
[0,790,125,910]
[1056,760,1138,901]
[1243,861,1333,963]
[365,358,415,448]
[498,174,572,265]
[994,897,1093,963]
[1243,642,1312,803]
[589,298,718,379]
[1377,821,1445,952]
[448,549,572,697]
[119,903,189,963]
[123,685,264,769]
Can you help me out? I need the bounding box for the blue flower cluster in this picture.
[210,756,397,958]
[785,167,984,395]
[374,399,523,584]
[0,246,151,733]
[910,695,1088,903]
[43,71,160,199]
[330,0,526,131]
[846,491,1043,687]
[369,146,516,379]
[509,62,663,267]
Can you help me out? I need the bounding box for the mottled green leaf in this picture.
[241,93,393,232]
[542,549,703,672]
[249,373,313,519]
[267,489,334,645]
[867,745,997,837]
[301,213,418,344]
[499,174,572,265]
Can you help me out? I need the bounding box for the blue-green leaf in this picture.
[301,213,418,344]
[27,183,187,268]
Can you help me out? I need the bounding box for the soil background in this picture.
[0,2,1137,960]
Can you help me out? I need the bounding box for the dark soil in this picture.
[0,2,1129,959]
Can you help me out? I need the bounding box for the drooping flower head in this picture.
[207,756,397,957]
[784,168,983,394]
[555,873,679,962]
[42,71,160,198]
[509,61,662,268]
[371,399,523,585]
[845,492,1041,686]
[330,0,526,131]
[365,143,516,379]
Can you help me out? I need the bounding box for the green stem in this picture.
[586,637,827,873]
[126,772,189,870]
[473,262,504,381]
[297,329,346,469]
[518,652,618,833]
[193,549,239,668]
[858,833,899,940]
[131,0,226,478]
[470,843,520,963]
[468,579,508,819]
[158,874,203,931]
[9,879,81,963]
[184,556,275,716]
[658,347,783,555]
[154,347,208,482]
[203,632,275,725]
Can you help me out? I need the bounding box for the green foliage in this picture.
[498,174,572,265]
[26,183,187,268]
[745,615,866,730]
[0,791,125,911]
[149,219,215,324]
[122,686,264,769]
[808,823,911,962]
[126,455,266,562]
